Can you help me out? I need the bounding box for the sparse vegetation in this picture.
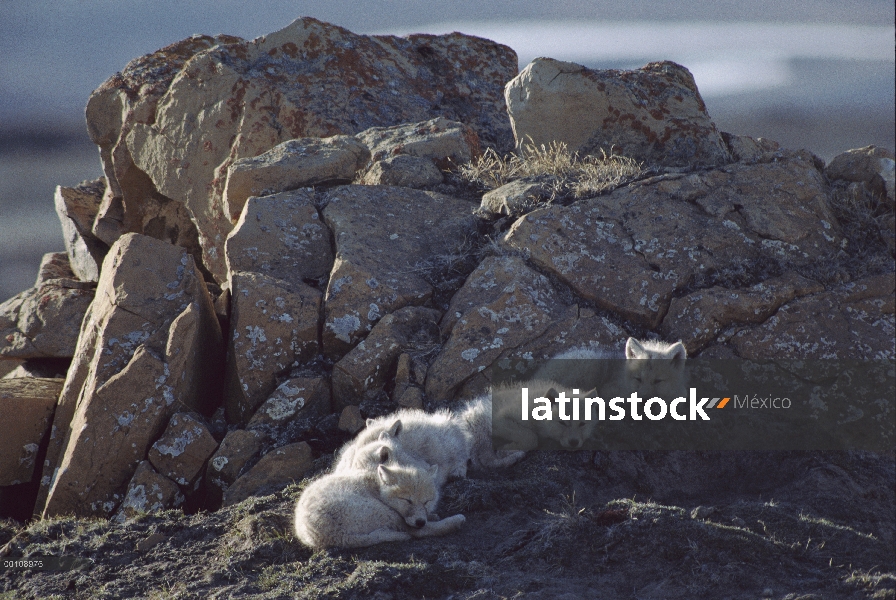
[458,139,643,200]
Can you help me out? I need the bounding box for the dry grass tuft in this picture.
[458,139,643,200]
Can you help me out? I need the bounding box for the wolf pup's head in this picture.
[376,463,440,529]
[623,338,688,399]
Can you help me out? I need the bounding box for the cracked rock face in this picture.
[36,234,222,519]
[54,178,109,282]
[505,58,731,167]
[224,271,322,425]
[730,273,895,360]
[224,190,334,282]
[94,17,516,282]
[320,185,479,358]
[115,460,184,522]
[426,255,566,401]
[501,151,841,328]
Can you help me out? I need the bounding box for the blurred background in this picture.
[1,0,893,301]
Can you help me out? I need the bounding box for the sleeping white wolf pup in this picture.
[295,462,465,549]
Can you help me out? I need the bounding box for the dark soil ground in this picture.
[1,448,893,599]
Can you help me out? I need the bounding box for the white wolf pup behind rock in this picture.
[533,337,688,400]
[295,463,465,549]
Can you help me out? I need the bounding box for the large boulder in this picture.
[36,234,223,518]
[825,145,895,203]
[105,17,516,282]
[54,178,109,282]
[0,253,95,360]
[501,151,841,328]
[0,378,61,486]
[85,35,234,264]
[320,185,479,357]
[505,58,730,167]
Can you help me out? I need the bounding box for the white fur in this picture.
[295,463,465,549]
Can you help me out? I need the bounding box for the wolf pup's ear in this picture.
[377,464,396,485]
[377,445,391,464]
[366,418,376,427]
[668,341,687,361]
[387,419,403,437]
[427,463,439,479]
[625,337,643,359]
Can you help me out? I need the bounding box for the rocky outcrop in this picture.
[502,151,841,328]
[505,58,730,167]
[54,178,109,282]
[103,18,516,282]
[222,136,370,222]
[37,234,222,518]
[320,185,479,357]
[1,17,893,527]
[0,378,62,485]
[0,253,95,360]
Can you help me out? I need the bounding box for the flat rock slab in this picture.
[332,306,441,409]
[224,190,334,282]
[426,256,565,402]
[222,442,312,507]
[480,180,547,216]
[356,117,481,168]
[54,178,108,282]
[224,271,322,424]
[148,413,219,488]
[0,253,96,359]
[37,234,222,519]
[0,378,62,485]
[501,151,841,328]
[115,461,183,522]
[320,185,479,357]
[730,273,895,360]
[116,17,516,282]
[505,58,730,167]
[222,136,370,222]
